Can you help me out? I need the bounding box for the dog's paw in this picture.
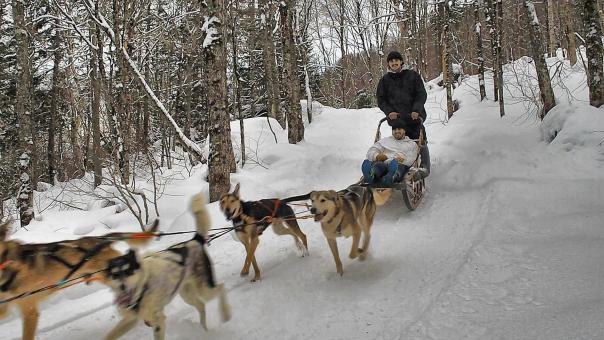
[359,252,368,261]
[240,269,249,277]
[221,305,232,323]
[250,275,261,283]
[349,251,359,259]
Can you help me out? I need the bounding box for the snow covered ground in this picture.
[2,56,604,339]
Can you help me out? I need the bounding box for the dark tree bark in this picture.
[524,0,557,118]
[49,8,62,183]
[582,0,604,107]
[563,0,578,66]
[14,0,34,227]
[280,0,305,143]
[259,0,285,128]
[202,0,237,201]
[90,17,103,187]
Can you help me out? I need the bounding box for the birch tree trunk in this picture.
[475,0,487,101]
[582,0,604,107]
[485,0,499,101]
[280,0,304,143]
[14,0,34,227]
[523,0,557,118]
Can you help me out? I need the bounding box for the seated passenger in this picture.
[361,122,424,184]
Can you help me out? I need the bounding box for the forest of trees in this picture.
[1,0,603,227]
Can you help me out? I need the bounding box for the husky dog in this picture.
[0,220,158,340]
[309,186,391,275]
[105,194,231,340]
[219,183,309,282]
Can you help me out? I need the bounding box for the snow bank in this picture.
[541,103,604,149]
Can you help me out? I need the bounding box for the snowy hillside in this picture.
[2,56,604,340]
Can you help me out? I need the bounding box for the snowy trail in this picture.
[2,64,604,339]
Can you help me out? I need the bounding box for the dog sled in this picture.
[358,118,426,211]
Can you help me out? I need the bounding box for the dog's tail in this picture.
[190,193,211,236]
[371,188,392,206]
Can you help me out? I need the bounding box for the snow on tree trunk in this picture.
[14,0,34,227]
[259,0,285,129]
[475,0,487,101]
[485,0,499,102]
[523,0,557,119]
[200,0,237,201]
[280,0,304,144]
[582,0,604,107]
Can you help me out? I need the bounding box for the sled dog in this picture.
[309,185,391,275]
[105,194,231,340]
[0,220,158,340]
[219,183,308,282]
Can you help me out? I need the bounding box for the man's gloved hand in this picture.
[394,156,405,164]
[375,153,388,162]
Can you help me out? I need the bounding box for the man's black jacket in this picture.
[376,69,427,139]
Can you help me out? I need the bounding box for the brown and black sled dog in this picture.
[309,185,391,275]
[104,194,230,340]
[0,220,158,340]
[219,183,308,282]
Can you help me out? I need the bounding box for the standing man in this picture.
[376,51,430,177]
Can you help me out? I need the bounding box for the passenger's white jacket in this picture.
[366,136,418,167]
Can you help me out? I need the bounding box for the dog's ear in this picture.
[0,220,10,241]
[328,190,338,201]
[232,183,240,198]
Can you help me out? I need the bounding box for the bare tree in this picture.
[547,0,559,57]
[14,0,35,227]
[475,0,487,100]
[90,15,103,187]
[280,0,305,143]
[201,0,236,200]
[259,0,285,128]
[563,0,578,66]
[523,0,556,118]
[582,0,604,107]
